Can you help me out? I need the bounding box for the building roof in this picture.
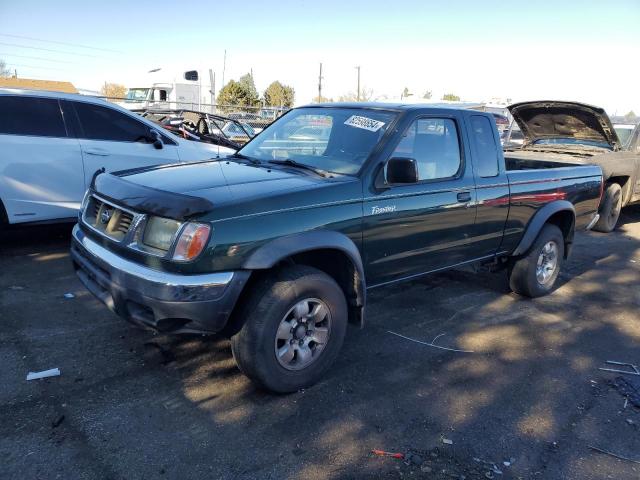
[0,77,78,94]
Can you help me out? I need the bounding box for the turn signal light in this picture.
[172,223,211,261]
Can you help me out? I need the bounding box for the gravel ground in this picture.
[1,206,639,480]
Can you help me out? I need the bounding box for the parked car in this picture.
[501,121,525,147]
[491,112,510,132]
[0,89,235,226]
[505,101,640,232]
[140,109,255,149]
[613,123,638,150]
[624,124,640,153]
[72,103,602,392]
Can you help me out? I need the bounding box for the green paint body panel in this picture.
[81,104,604,289]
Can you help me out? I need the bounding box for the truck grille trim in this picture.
[82,195,143,243]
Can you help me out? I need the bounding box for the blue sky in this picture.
[1,0,638,112]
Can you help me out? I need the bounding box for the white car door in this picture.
[0,95,85,223]
[69,100,179,184]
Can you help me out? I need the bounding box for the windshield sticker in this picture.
[344,115,385,132]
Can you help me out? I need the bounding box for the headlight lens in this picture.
[142,216,182,251]
[172,223,211,261]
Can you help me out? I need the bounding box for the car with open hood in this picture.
[505,100,640,232]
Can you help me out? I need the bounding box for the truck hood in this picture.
[94,160,358,221]
[508,101,620,150]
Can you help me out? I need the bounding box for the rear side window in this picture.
[0,96,66,137]
[73,101,149,142]
[471,115,499,177]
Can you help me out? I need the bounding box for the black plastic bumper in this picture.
[70,225,249,334]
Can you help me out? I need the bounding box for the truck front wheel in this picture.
[593,182,623,233]
[509,224,564,298]
[230,265,348,393]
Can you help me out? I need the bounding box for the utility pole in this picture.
[222,49,227,87]
[355,66,361,101]
[209,69,215,108]
[318,63,323,103]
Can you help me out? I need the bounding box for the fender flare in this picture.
[511,200,575,257]
[243,230,367,325]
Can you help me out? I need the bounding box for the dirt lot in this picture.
[1,207,639,480]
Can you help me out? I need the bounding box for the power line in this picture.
[0,33,122,53]
[0,42,113,60]
[4,62,67,71]
[0,52,76,64]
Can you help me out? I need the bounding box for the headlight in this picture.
[79,190,91,218]
[142,216,182,251]
[172,223,211,261]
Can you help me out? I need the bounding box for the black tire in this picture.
[230,265,348,393]
[593,182,623,233]
[509,224,565,298]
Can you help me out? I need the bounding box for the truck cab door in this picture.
[65,100,179,186]
[363,115,478,287]
[466,114,511,257]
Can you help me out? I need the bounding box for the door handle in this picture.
[84,149,109,157]
[457,191,472,202]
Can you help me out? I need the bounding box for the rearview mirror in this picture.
[386,157,418,184]
[149,129,163,149]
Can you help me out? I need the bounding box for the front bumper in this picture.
[70,225,249,334]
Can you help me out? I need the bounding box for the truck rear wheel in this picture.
[509,224,564,298]
[593,182,622,233]
[230,265,348,393]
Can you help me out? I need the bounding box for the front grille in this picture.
[82,195,139,242]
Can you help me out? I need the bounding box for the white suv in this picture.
[0,89,235,225]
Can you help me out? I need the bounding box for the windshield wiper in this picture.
[229,152,261,165]
[268,159,332,178]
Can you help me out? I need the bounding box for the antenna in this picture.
[318,63,323,103]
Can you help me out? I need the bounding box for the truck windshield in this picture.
[125,88,150,103]
[238,107,397,175]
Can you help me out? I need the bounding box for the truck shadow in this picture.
[136,207,640,479]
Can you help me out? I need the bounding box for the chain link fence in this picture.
[99,96,288,131]
[94,96,291,148]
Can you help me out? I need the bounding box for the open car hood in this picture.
[508,101,620,150]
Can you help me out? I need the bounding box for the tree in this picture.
[0,59,11,77]
[238,73,260,105]
[338,87,374,102]
[624,111,637,122]
[423,90,432,100]
[313,95,334,103]
[218,78,260,108]
[100,82,127,101]
[441,93,460,101]
[401,87,413,99]
[263,81,295,108]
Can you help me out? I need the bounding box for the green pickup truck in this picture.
[71,103,603,392]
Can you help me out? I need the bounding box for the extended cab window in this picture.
[0,96,66,137]
[73,101,150,142]
[471,115,499,177]
[392,118,461,181]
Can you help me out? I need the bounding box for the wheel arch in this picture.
[0,197,8,226]
[607,176,631,205]
[512,200,575,259]
[226,231,366,335]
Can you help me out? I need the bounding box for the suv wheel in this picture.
[509,224,564,298]
[593,182,623,233]
[230,265,348,393]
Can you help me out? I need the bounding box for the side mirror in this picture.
[386,157,418,184]
[149,129,163,149]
